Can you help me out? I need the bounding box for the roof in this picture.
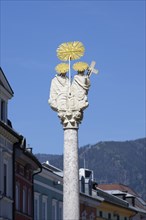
[0,120,42,170]
[98,183,138,197]
[53,171,64,178]
[14,137,42,170]
[0,67,14,96]
[129,205,146,215]
[96,187,129,208]
[104,190,127,195]
[98,183,146,211]
[0,120,22,140]
[103,190,136,198]
[42,161,63,172]
[80,190,104,204]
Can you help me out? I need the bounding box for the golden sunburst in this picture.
[73,62,89,72]
[57,41,85,61]
[55,63,69,74]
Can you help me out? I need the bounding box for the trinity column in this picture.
[48,41,98,220]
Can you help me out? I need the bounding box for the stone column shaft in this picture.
[63,128,79,220]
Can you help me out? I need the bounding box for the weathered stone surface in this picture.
[63,128,79,220]
[49,72,90,128]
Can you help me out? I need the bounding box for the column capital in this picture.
[58,110,83,129]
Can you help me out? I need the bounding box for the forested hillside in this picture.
[35,138,146,200]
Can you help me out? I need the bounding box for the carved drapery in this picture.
[49,73,90,128]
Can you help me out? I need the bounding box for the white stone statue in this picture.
[48,63,69,112]
[70,70,90,111]
[49,61,98,128]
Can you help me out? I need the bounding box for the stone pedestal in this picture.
[63,128,79,220]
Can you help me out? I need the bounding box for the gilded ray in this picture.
[55,63,69,74]
[73,62,89,72]
[57,41,85,61]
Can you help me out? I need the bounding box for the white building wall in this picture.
[0,134,13,220]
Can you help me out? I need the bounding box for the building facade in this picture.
[0,67,42,220]
[0,67,18,220]
[95,188,136,220]
[34,161,63,220]
[98,183,146,220]
[14,141,42,220]
[79,169,137,220]
[34,165,145,220]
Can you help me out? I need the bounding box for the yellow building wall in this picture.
[96,201,136,220]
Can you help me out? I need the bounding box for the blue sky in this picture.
[1,1,145,154]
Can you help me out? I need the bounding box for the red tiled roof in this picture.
[98,183,138,197]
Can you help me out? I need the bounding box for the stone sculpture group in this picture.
[48,41,98,128]
[49,61,98,128]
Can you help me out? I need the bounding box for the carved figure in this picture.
[70,71,90,111]
[48,63,69,111]
[70,62,90,111]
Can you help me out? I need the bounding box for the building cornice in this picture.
[0,67,14,96]
[15,146,42,170]
[39,167,63,183]
[80,193,102,206]
[0,121,21,143]
[34,179,63,195]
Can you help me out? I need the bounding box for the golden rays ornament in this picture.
[57,41,85,61]
[55,63,69,74]
[73,62,89,72]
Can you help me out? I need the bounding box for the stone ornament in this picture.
[48,41,98,128]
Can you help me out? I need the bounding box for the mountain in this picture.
[35,138,146,200]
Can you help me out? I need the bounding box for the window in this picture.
[85,170,93,179]
[99,211,103,217]
[88,179,92,195]
[59,201,63,220]
[1,100,5,121]
[34,199,38,220]
[80,176,85,193]
[19,165,24,176]
[34,192,40,220]
[81,210,87,220]
[23,187,27,213]
[117,215,120,220]
[28,189,31,215]
[42,196,47,220]
[89,212,95,220]
[16,183,20,210]
[52,199,57,220]
[3,162,8,196]
[108,213,111,219]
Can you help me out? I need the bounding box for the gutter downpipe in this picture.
[13,143,15,220]
[32,165,42,219]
